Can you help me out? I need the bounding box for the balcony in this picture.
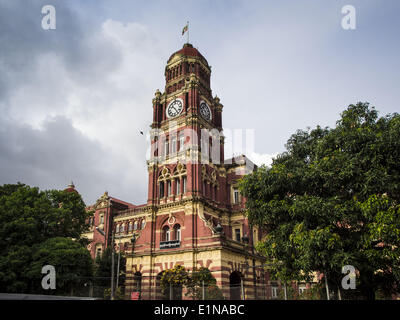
[160,240,181,249]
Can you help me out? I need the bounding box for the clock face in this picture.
[166,99,183,118]
[199,100,212,121]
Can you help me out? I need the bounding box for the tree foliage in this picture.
[93,246,126,299]
[160,265,224,300]
[0,183,93,294]
[240,103,400,299]
[186,267,224,300]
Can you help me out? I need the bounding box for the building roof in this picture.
[64,181,78,194]
[167,43,208,65]
[109,196,137,209]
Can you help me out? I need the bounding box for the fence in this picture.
[24,274,321,300]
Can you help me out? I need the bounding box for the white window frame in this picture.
[271,286,279,299]
[179,133,185,151]
[171,137,177,154]
[167,180,171,196]
[164,139,169,156]
[233,187,240,204]
[182,176,186,193]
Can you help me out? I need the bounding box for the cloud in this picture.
[0,3,164,205]
[247,152,279,168]
[1,0,399,206]
[0,115,141,204]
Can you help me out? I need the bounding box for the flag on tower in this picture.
[182,22,188,36]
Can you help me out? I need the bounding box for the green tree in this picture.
[93,246,126,299]
[0,183,93,293]
[240,103,400,300]
[186,267,224,300]
[160,265,189,300]
[26,237,93,296]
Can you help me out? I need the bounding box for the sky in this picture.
[0,0,399,205]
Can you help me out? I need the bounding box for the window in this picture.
[167,180,171,196]
[179,133,185,151]
[182,176,186,193]
[171,137,177,154]
[271,286,279,299]
[153,136,158,157]
[116,225,120,233]
[235,228,241,242]
[164,139,169,156]
[174,224,181,241]
[120,224,125,233]
[176,179,180,195]
[129,222,133,232]
[141,220,146,229]
[160,181,165,198]
[100,214,104,224]
[233,188,240,204]
[162,226,170,241]
[134,221,138,230]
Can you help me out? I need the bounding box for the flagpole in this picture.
[187,21,189,44]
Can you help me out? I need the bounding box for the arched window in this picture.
[162,226,170,241]
[159,181,165,198]
[167,180,171,196]
[115,224,120,233]
[120,224,125,233]
[182,176,187,193]
[129,222,133,232]
[141,219,146,229]
[174,224,181,241]
[176,178,180,195]
[134,220,138,230]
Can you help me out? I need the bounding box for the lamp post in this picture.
[241,234,249,300]
[115,235,122,292]
[130,233,137,297]
[95,226,121,300]
[111,230,115,300]
[115,233,137,299]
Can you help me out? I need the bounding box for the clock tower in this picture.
[147,43,225,206]
[85,43,269,300]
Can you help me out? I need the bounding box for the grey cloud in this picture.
[0,0,122,108]
[0,115,145,205]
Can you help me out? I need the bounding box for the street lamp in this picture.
[131,233,136,248]
[240,233,250,300]
[96,226,117,300]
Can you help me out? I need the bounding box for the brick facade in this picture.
[82,43,270,299]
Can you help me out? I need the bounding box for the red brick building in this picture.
[82,43,270,300]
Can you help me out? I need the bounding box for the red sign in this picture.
[130,292,140,300]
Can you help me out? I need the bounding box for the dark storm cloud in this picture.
[0,0,135,204]
[0,115,140,205]
[0,0,122,106]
